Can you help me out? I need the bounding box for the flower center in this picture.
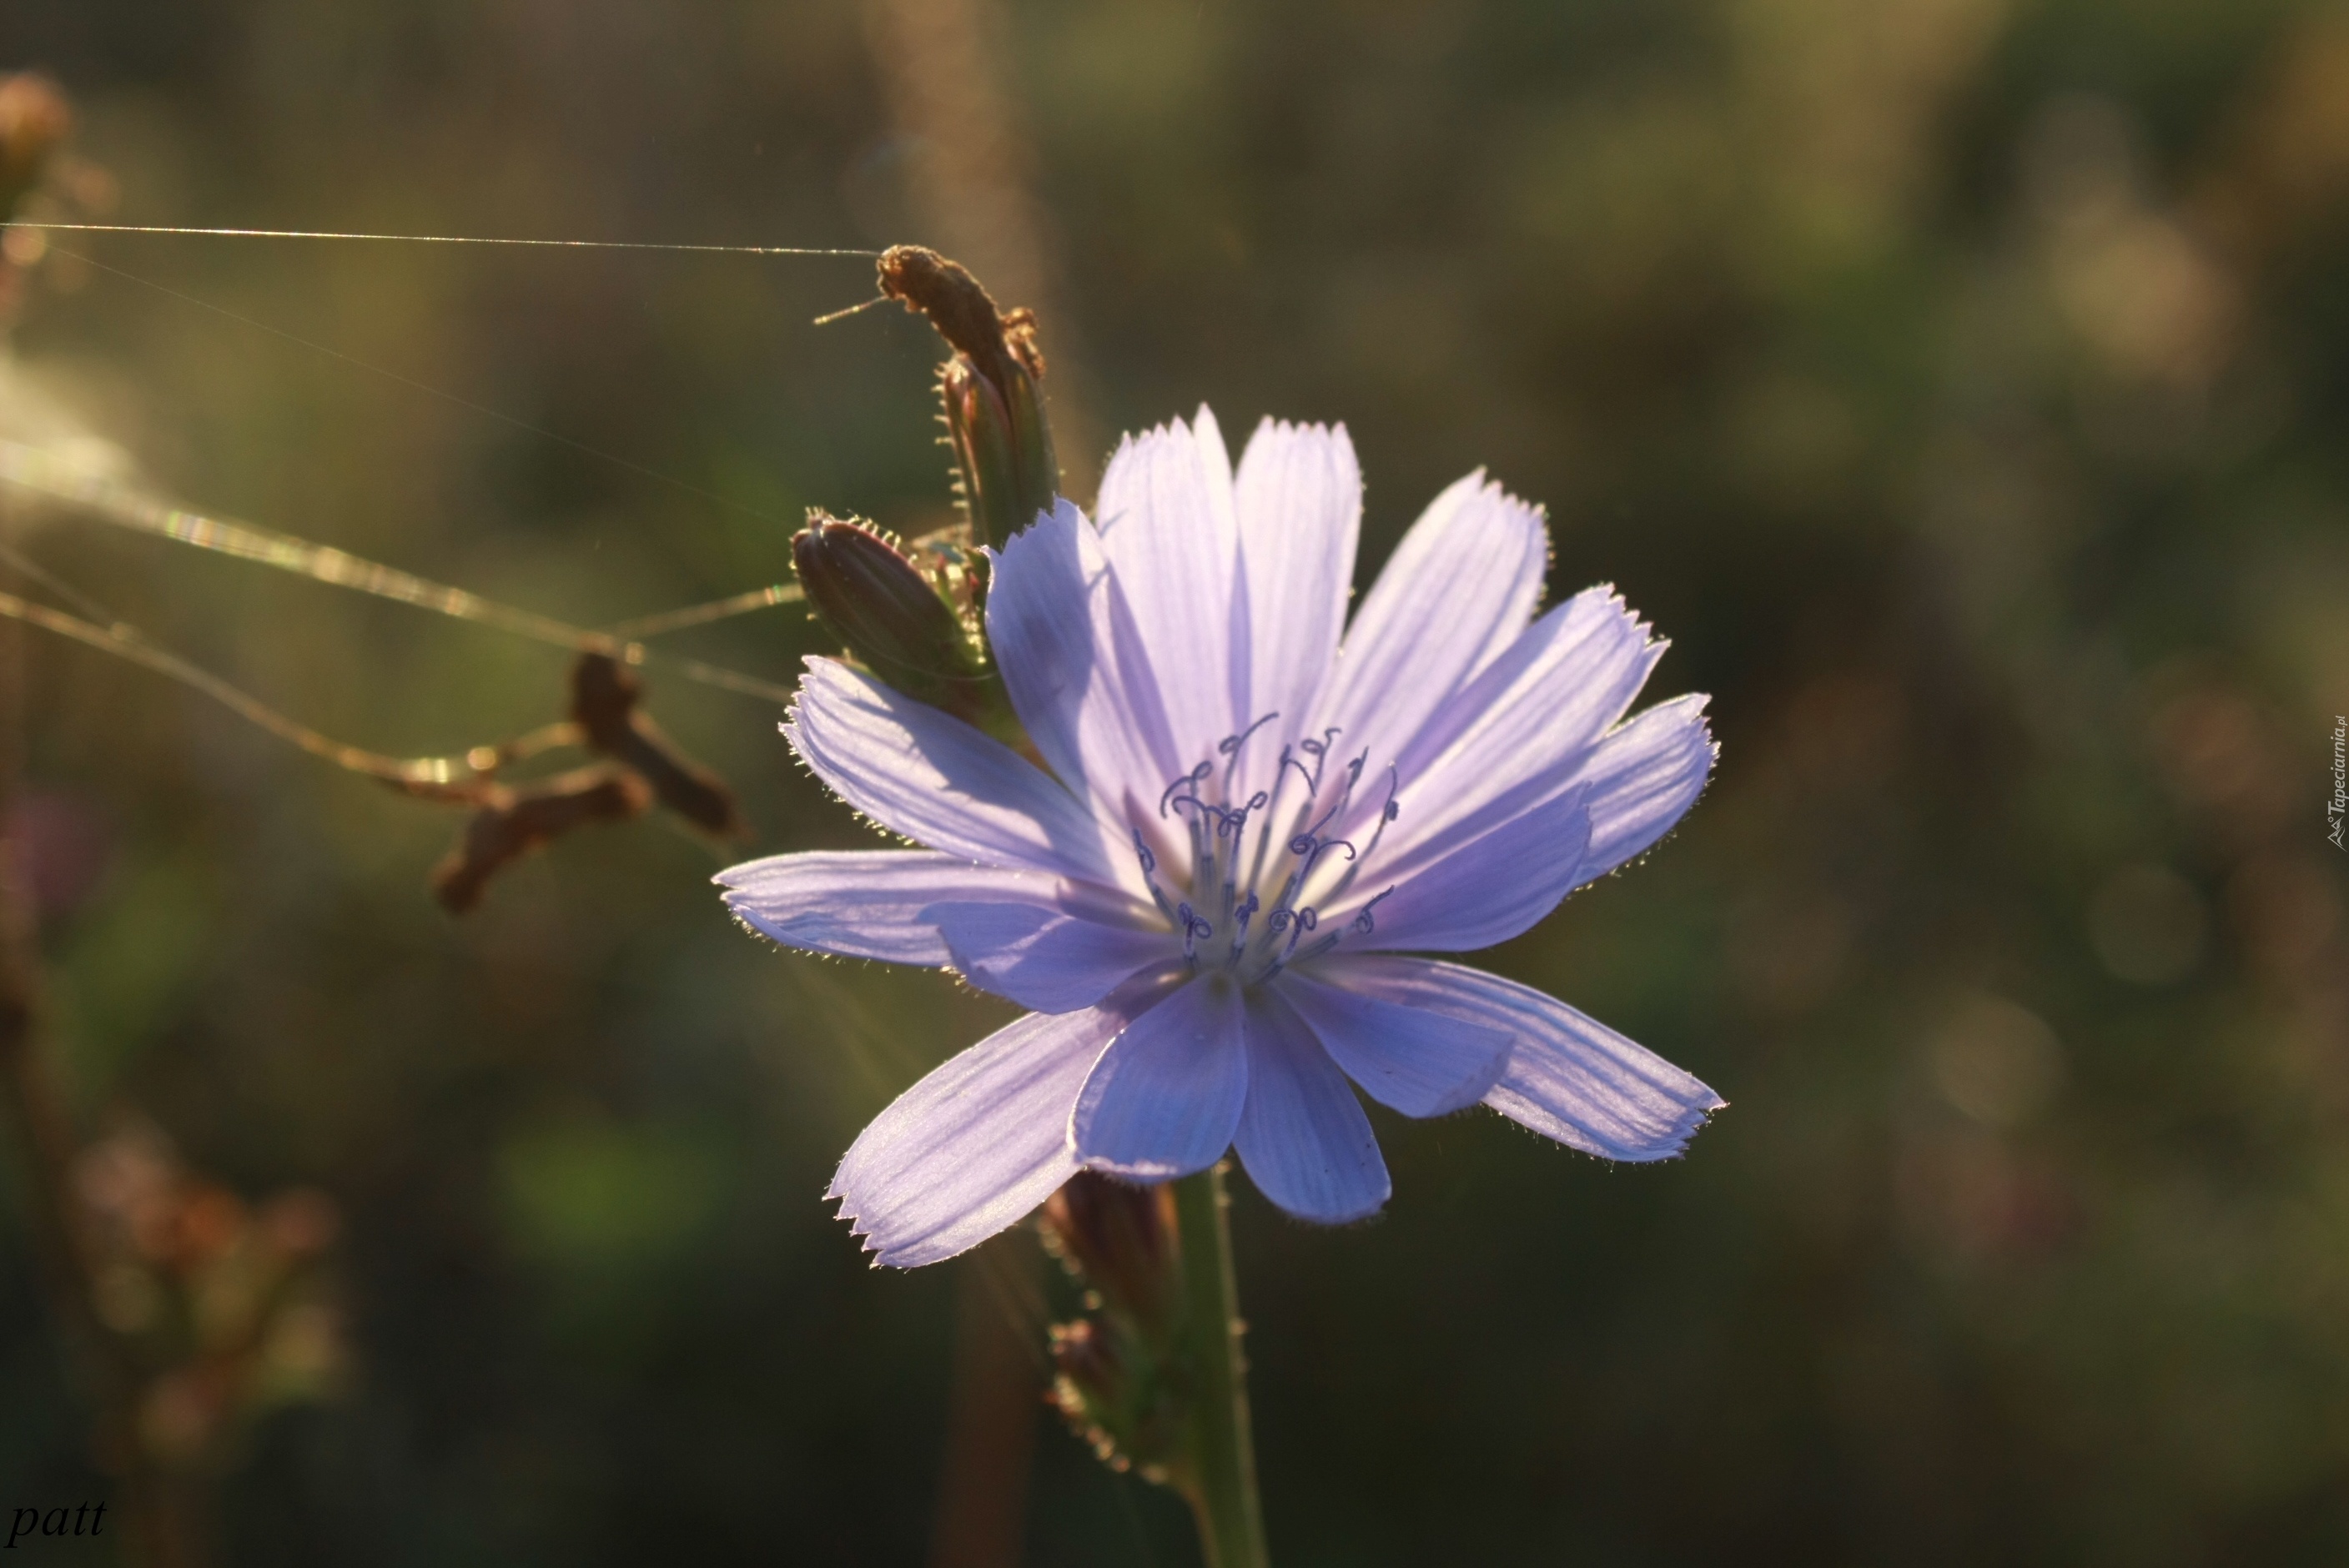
[1130,713,1400,985]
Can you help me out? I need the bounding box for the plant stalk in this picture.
[1170,1163,1268,1568]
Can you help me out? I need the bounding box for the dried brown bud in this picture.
[567,651,746,839]
[878,246,1040,389]
[429,762,652,913]
[876,245,1059,550]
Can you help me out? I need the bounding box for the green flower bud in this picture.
[1047,1316,1180,1484]
[792,513,1014,732]
[1039,1173,1195,1486]
[940,355,1024,551]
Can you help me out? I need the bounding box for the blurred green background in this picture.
[2,0,2346,1561]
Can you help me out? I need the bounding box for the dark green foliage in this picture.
[0,0,2345,1562]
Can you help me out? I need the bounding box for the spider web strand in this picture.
[0,441,795,704]
[0,586,535,790]
[2,221,879,259]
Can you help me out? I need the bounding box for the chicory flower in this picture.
[722,410,1722,1265]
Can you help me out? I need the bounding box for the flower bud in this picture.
[1040,1170,1180,1331]
[568,651,746,840]
[792,513,1015,731]
[793,513,977,679]
[1048,1315,1183,1483]
[940,355,1023,550]
[877,246,1061,550]
[1038,1171,1197,1483]
[1048,1318,1125,1439]
[429,764,652,914]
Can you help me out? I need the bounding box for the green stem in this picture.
[1170,1163,1269,1568]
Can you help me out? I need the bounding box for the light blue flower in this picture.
[721,410,1723,1266]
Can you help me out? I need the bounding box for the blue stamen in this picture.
[1295,726,1342,790]
[1315,765,1403,912]
[1218,712,1279,790]
[1260,905,1320,979]
[1175,902,1212,962]
[1134,827,1180,924]
[1218,715,1278,757]
[1278,748,1317,797]
[1288,931,1345,966]
[1159,761,1213,817]
[1132,726,1401,983]
[1289,794,1356,876]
